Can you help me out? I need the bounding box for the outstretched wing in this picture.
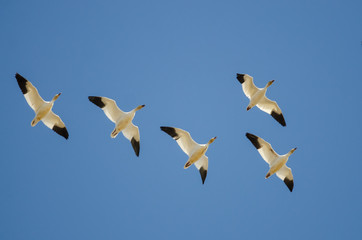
[236,73,259,99]
[16,73,45,111]
[194,155,208,184]
[246,133,279,165]
[88,96,125,123]
[160,126,198,156]
[257,96,286,126]
[122,123,140,157]
[42,111,69,139]
[276,165,294,192]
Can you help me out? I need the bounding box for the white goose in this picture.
[15,73,69,139]
[88,96,144,157]
[160,126,216,184]
[246,133,296,192]
[236,73,286,126]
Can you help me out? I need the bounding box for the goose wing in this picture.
[194,155,208,184]
[88,96,125,123]
[276,165,294,192]
[15,73,45,111]
[42,111,69,139]
[122,123,140,157]
[257,96,286,126]
[160,126,198,156]
[246,133,279,165]
[236,73,259,99]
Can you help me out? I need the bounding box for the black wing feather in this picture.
[88,96,106,108]
[271,111,286,127]
[236,73,245,84]
[52,126,69,140]
[15,73,29,94]
[131,137,140,157]
[160,126,180,140]
[283,177,294,192]
[199,167,207,184]
[246,133,261,149]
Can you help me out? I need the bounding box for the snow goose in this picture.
[236,73,286,126]
[246,133,296,192]
[15,73,69,139]
[88,96,144,157]
[160,126,216,184]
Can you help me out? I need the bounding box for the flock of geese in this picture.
[15,72,297,192]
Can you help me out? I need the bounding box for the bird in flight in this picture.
[246,133,296,192]
[161,126,216,184]
[15,73,69,139]
[88,96,144,157]
[236,73,286,127]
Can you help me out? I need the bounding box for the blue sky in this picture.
[1,0,362,239]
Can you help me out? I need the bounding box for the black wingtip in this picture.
[199,167,207,184]
[236,73,245,84]
[160,126,180,140]
[131,137,140,157]
[271,111,286,127]
[246,132,261,149]
[15,73,29,94]
[88,96,105,108]
[284,178,294,192]
[52,126,69,140]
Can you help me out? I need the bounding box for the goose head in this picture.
[135,105,145,111]
[265,80,275,88]
[207,136,217,145]
[51,93,61,102]
[288,147,297,156]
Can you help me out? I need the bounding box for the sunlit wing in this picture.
[194,155,208,184]
[160,126,198,156]
[88,96,125,123]
[122,123,140,156]
[42,111,69,139]
[257,96,286,126]
[276,165,294,192]
[16,73,45,111]
[246,133,279,165]
[236,73,259,99]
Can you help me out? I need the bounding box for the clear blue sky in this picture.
[1,0,361,239]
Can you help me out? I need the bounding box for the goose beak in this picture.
[209,136,217,144]
[136,105,145,111]
[53,93,61,101]
[266,80,275,88]
[291,147,297,153]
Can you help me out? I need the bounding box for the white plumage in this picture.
[15,73,69,139]
[237,73,286,126]
[88,96,144,157]
[246,133,296,192]
[161,126,216,184]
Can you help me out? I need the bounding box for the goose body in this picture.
[88,96,144,156]
[15,73,69,139]
[236,73,286,126]
[246,133,296,192]
[161,126,216,184]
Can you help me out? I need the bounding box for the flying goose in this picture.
[160,126,216,184]
[236,73,286,126]
[88,96,144,157]
[246,133,296,192]
[15,73,69,139]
